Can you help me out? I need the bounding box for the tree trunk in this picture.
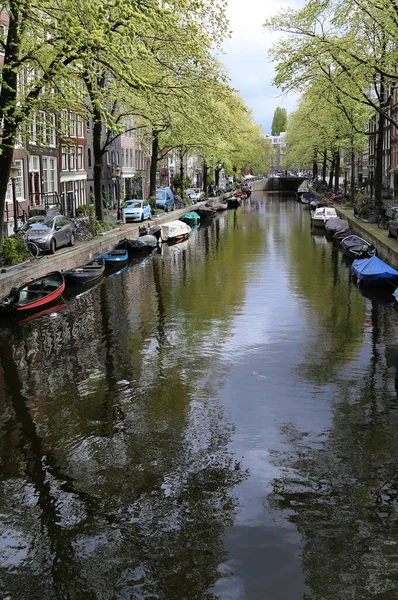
[92,107,104,222]
[334,151,340,194]
[322,150,327,182]
[215,166,222,187]
[179,152,184,199]
[0,9,20,245]
[374,101,385,214]
[328,157,335,189]
[203,162,208,196]
[149,131,159,200]
[350,149,356,204]
[312,159,318,180]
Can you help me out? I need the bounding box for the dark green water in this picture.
[2,193,398,599]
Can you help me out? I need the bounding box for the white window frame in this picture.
[5,159,24,202]
[61,145,68,171]
[77,145,84,170]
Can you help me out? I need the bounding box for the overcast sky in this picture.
[221,0,304,134]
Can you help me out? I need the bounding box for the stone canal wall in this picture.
[336,206,398,269]
[0,199,228,297]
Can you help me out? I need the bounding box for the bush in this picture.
[359,205,372,217]
[0,236,30,266]
[343,201,354,208]
[77,204,95,217]
[90,219,117,234]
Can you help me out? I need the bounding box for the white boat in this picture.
[311,207,338,228]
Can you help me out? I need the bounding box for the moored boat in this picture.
[311,207,338,228]
[333,227,354,246]
[0,271,65,315]
[95,249,129,263]
[206,201,228,211]
[150,220,191,243]
[192,206,216,220]
[226,196,241,208]
[63,259,105,285]
[352,256,398,287]
[116,235,158,253]
[179,211,201,224]
[341,235,376,260]
[325,218,349,237]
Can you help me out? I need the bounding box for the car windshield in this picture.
[22,216,54,231]
[124,201,142,208]
[156,190,166,200]
[186,189,195,195]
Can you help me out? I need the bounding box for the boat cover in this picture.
[325,218,349,234]
[352,256,398,283]
[342,235,371,249]
[133,235,158,248]
[159,220,191,241]
[193,207,215,219]
[179,212,200,223]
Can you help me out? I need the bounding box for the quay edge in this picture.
[0,195,233,298]
[336,206,398,270]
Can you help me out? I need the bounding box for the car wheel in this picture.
[141,214,144,222]
[50,238,56,254]
[69,232,75,247]
[165,206,168,213]
[388,228,393,238]
[148,213,152,220]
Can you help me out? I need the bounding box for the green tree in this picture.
[271,107,288,135]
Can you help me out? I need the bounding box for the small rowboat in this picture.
[95,249,129,264]
[63,259,105,285]
[0,271,65,315]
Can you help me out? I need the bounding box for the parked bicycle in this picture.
[14,230,42,258]
[71,218,96,241]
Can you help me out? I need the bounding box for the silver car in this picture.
[20,215,75,254]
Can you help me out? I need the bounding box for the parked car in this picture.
[122,199,151,222]
[388,212,398,239]
[156,187,175,212]
[19,215,75,254]
[185,188,204,204]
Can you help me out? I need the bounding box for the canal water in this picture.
[1,193,398,599]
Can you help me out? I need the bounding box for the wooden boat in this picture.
[352,256,398,287]
[95,249,129,264]
[0,271,65,315]
[341,235,376,260]
[63,259,105,285]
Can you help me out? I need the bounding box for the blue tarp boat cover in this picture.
[352,256,398,284]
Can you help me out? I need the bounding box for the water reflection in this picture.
[2,196,398,598]
[0,210,261,598]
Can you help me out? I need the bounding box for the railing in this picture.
[29,191,62,213]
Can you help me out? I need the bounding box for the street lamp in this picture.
[115,165,122,221]
[10,163,19,232]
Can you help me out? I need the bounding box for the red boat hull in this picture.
[15,280,65,311]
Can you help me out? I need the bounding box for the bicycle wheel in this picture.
[26,241,40,258]
[82,223,95,240]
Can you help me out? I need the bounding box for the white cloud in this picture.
[220,0,304,133]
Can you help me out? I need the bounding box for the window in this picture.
[62,145,68,171]
[38,110,46,145]
[121,148,124,168]
[77,145,84,169]
[69,145,76,170]
[77,116,83,138]
[42,157,57,193]
[5,159,24,201]
[69,112,76,137]
[106,151,110,166]
[135,150,138,170]
[88,148,91,168]
[48,114,56,146]
[29,112,37,144]
[61,110,69,136]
